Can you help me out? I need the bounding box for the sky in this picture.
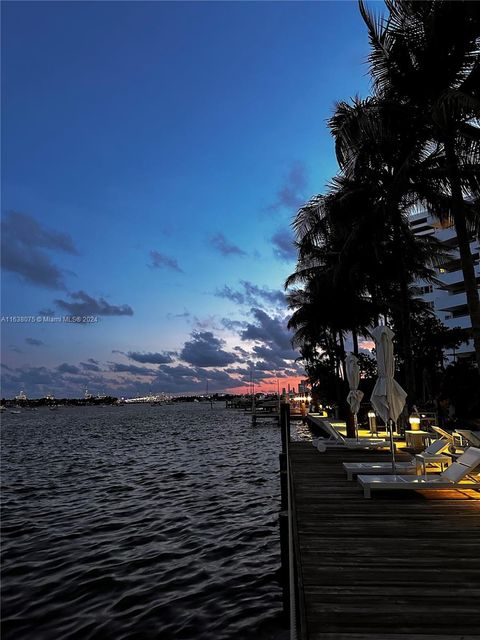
[1,0,373,399]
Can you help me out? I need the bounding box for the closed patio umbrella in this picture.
[346,353,364,442]
[370,325,407,472]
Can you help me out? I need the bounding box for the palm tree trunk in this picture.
[352,329,359,355]
[445,135,480,375]
[393,219,416,405]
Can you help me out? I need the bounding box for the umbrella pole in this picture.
[354,413,359,442]
[389,419,396,473]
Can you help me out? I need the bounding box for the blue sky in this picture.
[1,0,372,398]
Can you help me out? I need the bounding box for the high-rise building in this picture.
[410,211,480,363]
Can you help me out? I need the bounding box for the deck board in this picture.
[289,441,480,639]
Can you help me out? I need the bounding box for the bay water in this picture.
[1,402,304,639]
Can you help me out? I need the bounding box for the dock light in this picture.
[409,414,421,431]
[367,410,377,435]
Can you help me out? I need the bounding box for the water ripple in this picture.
[1,403,290,639]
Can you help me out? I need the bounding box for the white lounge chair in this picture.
[455,429,480,448]
[312,419,390,452]
[431,425,454,442]
[342,437,452,480]
[357,447,480,498]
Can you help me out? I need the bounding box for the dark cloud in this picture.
[38,308,56,316]
[216,281,285,310]
[233,345,250,357]
[109,362,156,376]
[210,233,246,257]
[4,365,56,389]
[149,250,183,273]
[216,286,245,305]
[241,281,285,306]
[1,211,78,289]
[25,338,44,347]
[57,363,81,374]
[241,308,295,354]
[158,364,198,378]
[265,162,308,213]
[80,361,101,372]
[154,363,242,393]
[127,351,174,365]
[54,291,133,316]
[222,318,248,332]
[180,331,236,367]
[272,228,297,262]
[252,343,298,367]
[87,358,99,364]
[0,364,115,399]
[192,315,221,331]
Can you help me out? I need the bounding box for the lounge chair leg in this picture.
[364,488,371,498]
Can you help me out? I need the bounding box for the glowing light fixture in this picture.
[409,414,421,431]
[367,410,377,435]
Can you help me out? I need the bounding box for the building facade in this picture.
[410,211,480,363]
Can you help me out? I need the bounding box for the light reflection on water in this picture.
[1,403,300,640]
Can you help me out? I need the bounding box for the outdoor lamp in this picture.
[367,410,377,435]
[409,414,421,431]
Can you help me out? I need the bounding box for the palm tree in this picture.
[287,180,443,410]
[359,0,480,371]
[327,95,449,400]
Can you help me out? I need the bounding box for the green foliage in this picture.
[357,352,377,380]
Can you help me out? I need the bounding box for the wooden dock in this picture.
[252,411,280,425]
[281,410,480,639]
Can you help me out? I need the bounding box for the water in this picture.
[1,403,292,640]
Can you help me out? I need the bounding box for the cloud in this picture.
[210,233,246,257]
[54,290,134,316]
[215,280,285,309]
[221,318,247,331]
[149,250,183,273]
[216,285,245,305]
[359,340,375,352]
[272,228,297,262]
[154,363,243,393]
[80,361,101,372]
[38,308,56,316]
[192,315,221,331]
[241,308,295,354]
[108,362,156,376]
[126,351,174,365]
[0,364,113,399]
[10,346,23,354]
[180,331,236,367]
[1,211,78,289]
[57,363,81,374]
[25,338,44,347]
[265,162,308,213]
[166,310,191,320]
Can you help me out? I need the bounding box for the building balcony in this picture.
[437,269,465,288]
[443,314,471,331]
[435,226,457,244]
[435,291,468,312]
